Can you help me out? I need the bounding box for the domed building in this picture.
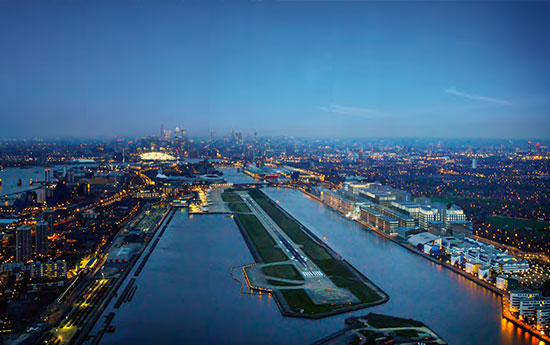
[139,152,176,161]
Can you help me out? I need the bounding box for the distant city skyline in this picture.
[1,1,549,139]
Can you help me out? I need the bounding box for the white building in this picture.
[496,275,508,290]
[510,291,542,312]
[537,307,550,330]
[30,261,67,280]
[520,297,550,320]
[419,206,442,231]
[445,205,467,225]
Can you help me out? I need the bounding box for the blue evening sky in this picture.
[1,1,549,139]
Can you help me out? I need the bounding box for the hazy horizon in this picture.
[1,1,549,139]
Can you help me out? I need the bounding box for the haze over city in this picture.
[2,1,550,345]
[1,1,549,139]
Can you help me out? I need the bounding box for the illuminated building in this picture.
[509,290,541,312]
[537,307,550,330]
[520,296,550,320]
[419,206,442,231]
[43,209,55,236]
[29,260,67,279]
[35,220,49,258]
[16,225,32,263]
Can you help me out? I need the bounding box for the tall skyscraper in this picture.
[35,220,49,258]
[472,158,477,169]
[43,209,55,236]
[16,225,32,263]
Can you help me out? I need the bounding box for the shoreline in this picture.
[297,187,550,344]
[230,190,389,319]
[74,206,175,345]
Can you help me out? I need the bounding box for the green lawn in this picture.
[227,202,251,213]
[262,264,304,281]
[487,216,550,232]
[358,330,385,345]
[280,289,335,314]
[221,192,243,203]
[248,189,332,261]
[393,329,419,338]
[366,314,424,329]
[248,189,386,307]
[266,279,303,287]
[235,213,287,263]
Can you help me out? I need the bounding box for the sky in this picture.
[0,0,549,139]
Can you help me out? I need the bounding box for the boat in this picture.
[17,179,22,186]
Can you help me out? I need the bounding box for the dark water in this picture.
[0,167,44,196]
[0,164,96,196]
[265,188,543,345]
[99,211,349,345]
[220,167,257,184]
[98,183,544,345]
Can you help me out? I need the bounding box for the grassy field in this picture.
[262,264,304,281]
[221,190,252,213]
[358,330,385,344]
[366,314,424,329]
[266,279,303,287]
[248,189,332,261]
[486,215,550,232]
[248,189,386,308]
[221,192,243,203]
[280,289,335,314]
[235,213,287,263]
[223,190,286,262]
[227,202,251,213]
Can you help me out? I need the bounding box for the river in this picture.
[0,167,45,196]
[0,164,96,197]
[96,169,543,345]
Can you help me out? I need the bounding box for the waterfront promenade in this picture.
[299,187,550,344]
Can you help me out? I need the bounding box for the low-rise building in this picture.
[407,232,440,248]
[29,260,67,280]
[465,262,482,275]
[537,307,550,330]
[478,265,493,281]
[510,290,542,312]
[451,254,463,266]
[520,297,550,320]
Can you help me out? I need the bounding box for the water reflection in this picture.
[264,187,539,345]
[98,178,542,345]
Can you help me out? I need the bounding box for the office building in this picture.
[520,297,550,320]
[419,206,442,231]
[445,205,467,225]
[29,260,67,280]
[510,290,541,312]
[35,220,49,258]
[537,307,550,330]
[43,209,55,236]
[16,225,32,263]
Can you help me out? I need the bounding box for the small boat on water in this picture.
[17,178,22,186]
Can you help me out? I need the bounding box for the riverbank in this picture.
[228,188,388,319]
[299,187,550,344]
[66,206,175,345]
